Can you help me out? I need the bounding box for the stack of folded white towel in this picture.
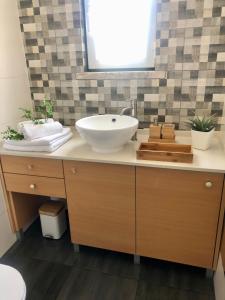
[3,119,73,152]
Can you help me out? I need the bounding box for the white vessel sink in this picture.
[76,114,138,153]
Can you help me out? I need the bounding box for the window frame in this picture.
[81,0,156,72]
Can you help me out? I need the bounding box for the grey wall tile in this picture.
[17,0,225,129]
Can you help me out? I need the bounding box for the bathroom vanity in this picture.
[1,132,225,272]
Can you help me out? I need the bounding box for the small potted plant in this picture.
[20,99,54,124]
[186,115,216,150]
[1,100,54,141]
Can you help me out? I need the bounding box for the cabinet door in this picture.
[64,161,135,254]
[136,167,224,268]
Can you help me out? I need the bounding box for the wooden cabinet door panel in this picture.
[64,161,135,254]
[136,167,223,268]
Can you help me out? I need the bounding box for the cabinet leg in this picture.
[134,255,140,264]
[205,269,214,279]
[16,230,24,241]
[73,244,80,253]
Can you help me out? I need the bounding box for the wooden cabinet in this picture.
[64,161,135,254]
[1,152,224,270]
[136,167,224,268]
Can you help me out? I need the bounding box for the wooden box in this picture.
[161,124,175,140]
[136,142,193,163]
[149,124,161,139]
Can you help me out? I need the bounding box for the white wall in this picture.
[0,0,32,256]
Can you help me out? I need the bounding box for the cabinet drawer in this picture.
[4,173,66,198]
[1,156,63,178]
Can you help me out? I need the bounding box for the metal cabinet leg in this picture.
[73,244,80,252]
[206,269,214,279]
[134,255,140,264]
[16,230,24,241]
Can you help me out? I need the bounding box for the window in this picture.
[83,0,157,71]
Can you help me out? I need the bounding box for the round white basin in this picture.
[76,114,138,153]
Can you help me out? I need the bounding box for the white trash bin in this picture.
[39,201,67,239]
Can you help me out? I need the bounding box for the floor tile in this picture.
[136,282,214,300]
[4,220,78,266]
[25,259,72,299]
[1,220,215,300]
[139,257,214,294]
[74,245,107,271]
[57,268,138,300]
[101,250,140,279]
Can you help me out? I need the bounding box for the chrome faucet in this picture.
[120,99,137,118]
[120,99,138,141]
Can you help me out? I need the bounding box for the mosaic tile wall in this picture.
[17,0,225,129]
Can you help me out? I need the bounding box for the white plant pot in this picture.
[191,128,215,150]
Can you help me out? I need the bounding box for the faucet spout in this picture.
[120,99,137,118]
[120,107,133,116]
[120,99,138,141]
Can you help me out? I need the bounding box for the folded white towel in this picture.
[17,118,54,130]
[5,128,72,146]
[3,132,73,153]
[18,119,63,140]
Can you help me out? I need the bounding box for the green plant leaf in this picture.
[185,114,216,132]
[1,127,24,140]
[37,99,53,120]
[19,108,34,121]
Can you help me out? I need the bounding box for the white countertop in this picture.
[1,129,225,173]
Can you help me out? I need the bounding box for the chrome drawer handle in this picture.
[29,184,36,189]
[205,181,213,188]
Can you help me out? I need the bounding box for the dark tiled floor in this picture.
[0,220,215,300]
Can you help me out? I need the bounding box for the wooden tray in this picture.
[137,142,193,163]
[148,137,176,143]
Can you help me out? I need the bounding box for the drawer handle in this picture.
[71,167,77,174]
[205,181,213,188]
[29,184,36,189]
[27,164,33,170]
